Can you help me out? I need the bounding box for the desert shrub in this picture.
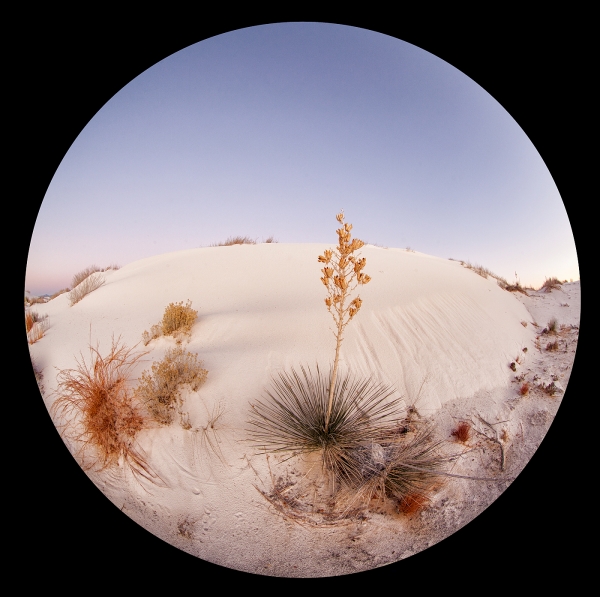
[143,300,198,344]
[25,310,49,344]
[211,236,257,246]
[373,426,446,505]
[135,346,208,426]
[451,421,471,442]
[540,277,562,292]
[520,381,530,396]
[68,272,105,306]
[71,265,103,288]
[51,338,157,482]
[28,296,48,305]
[161,300,197,336]
[263,236,277,243]
[546,340,559,351]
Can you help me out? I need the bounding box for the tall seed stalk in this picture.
[318,211,371,432]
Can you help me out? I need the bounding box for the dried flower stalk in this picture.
[318,211,371,431]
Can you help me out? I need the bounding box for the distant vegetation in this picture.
[210,236,277,246]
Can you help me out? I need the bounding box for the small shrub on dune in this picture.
[69,271,105,306]
[540,277,562,292]
[135,346,208,426]
[520,381,530,396]
[51,338,158,483]
[143,300,198,345]
[25,310,49,344]
[211,236,257,247]
[71,265,103,288]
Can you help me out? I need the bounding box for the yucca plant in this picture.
[318,211,372,432]
[249,213,404,481]
[248,364,402,484]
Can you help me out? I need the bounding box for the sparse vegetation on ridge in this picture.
[69,268,106,306]
[210,236,278,246]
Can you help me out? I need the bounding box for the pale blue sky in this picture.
[26,23,579,296]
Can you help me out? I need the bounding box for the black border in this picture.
[19,10,585,588]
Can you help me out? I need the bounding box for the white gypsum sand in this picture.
[29,244,580,577]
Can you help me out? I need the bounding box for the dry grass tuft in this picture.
[398,492,430,515]
[143,300,198,345]
[25,310,49,344]
[135,346,208,426]
[520,381,530,396]
[49,288,70,300]
[546,340,559,351]
[211,236,257,246]
[31,356,44,392]
[348,425,447,510]
[263,236,277,243]
[451,421,471,443]
[540,277,562,292]
[69,272,105,306]
[51,338,158,483]
[71,265,103,288]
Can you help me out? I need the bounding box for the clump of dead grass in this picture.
[142,300,198,345]
[211,236,257,246]
[25,310,49,344]
[51,337,158,483]
[451,421,471,443]
[546,340,559,351]
[520,381,530,396]
[49,288,70,300]
[540,277,562,292]
[69,271,105,306]
[135,346,208,426]
[31,356,44,392]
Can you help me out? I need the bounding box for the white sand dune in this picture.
[29,244,580,577]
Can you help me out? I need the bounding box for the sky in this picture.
[26,22,579,296]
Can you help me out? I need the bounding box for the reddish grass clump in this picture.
[451,421,471,443]
[52,338,158,483]
[546,340,559,351]
[398,492,429,515]
[520,382,530,396]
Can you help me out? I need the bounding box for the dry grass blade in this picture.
[340,424,448,510]
[25,310,49,344]
[211,236,257,246]
[69,272,105,306]
[51,337,161,484]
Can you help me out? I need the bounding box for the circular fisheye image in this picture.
[26,23,579,578]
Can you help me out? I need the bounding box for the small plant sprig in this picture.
[318,211,371,432]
